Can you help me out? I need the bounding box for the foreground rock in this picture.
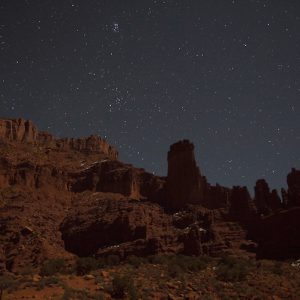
[255,207,300,260]
[60,193,223,258]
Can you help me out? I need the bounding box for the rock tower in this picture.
[166,140,204,210]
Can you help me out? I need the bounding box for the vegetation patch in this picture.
[40,258,67,276]
[110,274,138,299]
[216,255,250,282]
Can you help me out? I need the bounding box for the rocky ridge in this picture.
[0,118,300,275]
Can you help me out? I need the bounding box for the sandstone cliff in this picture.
[0,118,118,160]
[0,118,300,274]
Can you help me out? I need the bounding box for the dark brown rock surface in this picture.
[255,207,300,260]
[165,140,204,211]
[60,192,178,257]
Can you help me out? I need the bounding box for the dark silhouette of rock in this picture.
[287,168,300,207]
[229,186,256,223]
[255,207,300,260]
[254,179,282,215]
[165,140,204,211]
[181,224,204,255]
[202,182,231,209]
[281,188,288,207]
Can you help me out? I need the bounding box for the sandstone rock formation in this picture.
[69,160,165,200]
[254,179,282,215]
[0,118,118,160]
[0,119,38,142]
[255,207,300,260]
[229,186,256,223]
[60,193,178,257]
[165,140,204,211]
[0,117,299,273]
[287,168,300,207]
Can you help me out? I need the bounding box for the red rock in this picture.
[0,118,118,160]
[69,160,165,200]
[1,118,300,274]
[60,193,177,257]
[0,118,38,142]
[165,140,204,211]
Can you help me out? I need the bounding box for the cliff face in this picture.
[0,118,118,160]
[0,119,38,142]
[1,117,300,274]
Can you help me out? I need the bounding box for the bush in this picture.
[106,255,120,266]
[61,287,89,300]
[147,255,209,277]
[40,258,66,276]
[76,257,100,276]
[216,256,250,282]
[36,276,61,291]
[271,261,283,275]
[126,255,146,268]
[0,275,16,298]
[111,274,137,299]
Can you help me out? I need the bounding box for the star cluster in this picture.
[1,0,300,191]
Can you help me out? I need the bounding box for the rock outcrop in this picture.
[69,160,165,200]
[0,118,118,160]
[229,186,256,223]
[165,140,204,211]
[255,207,300,260]
[1,117,300,273]
[0,119,38,142]
[254,179,282,215]
[60,193,177,257]
[287,168,300,207]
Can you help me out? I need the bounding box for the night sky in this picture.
[1,1,300,192]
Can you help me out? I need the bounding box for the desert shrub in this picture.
[126,255,146,268]
[20,266,35,276]
[76,257,99,275]
[216,256,250,282]
[147,255,170,265]
[167,255,209,277]
[36,276,61,290]
[106,255,120,266]
[111,274,137,299]
[148,255,209,277]
[271,261,283,275]
[40,258,66,276]
[61,287,89,300]
[167,263,182,277]
[94,275,104,285]
[0,275,17,298]
[93,293,105,300]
